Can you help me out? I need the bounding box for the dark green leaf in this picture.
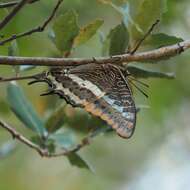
[101,33,110,56]
[64,110,90,133]
[74,19,104,46]
[128,65,175,79]
[104,22,129,56]
[64,110,104,134]
[146,33,183,48]
[46,139,56,154]
[31,135,45,147]
[7,82,47,137]
[0,141,16,158]
[53,10,79,55]
[67,152,92,170]
[45,104,66,133]
[31,135,55,153]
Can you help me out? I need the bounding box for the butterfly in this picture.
[40,63,137,138]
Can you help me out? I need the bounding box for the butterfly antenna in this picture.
[128,76,149,88]
[0,72,48,83]
[129,79,148,98]
[0,75,36,83]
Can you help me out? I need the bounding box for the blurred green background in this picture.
[0,0,190,190]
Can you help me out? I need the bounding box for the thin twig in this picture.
[0,40,188,66]
[0,1,20,8]
[0,0,31,31]
[0,0,63,45]
[0,119,100,157]
[130,19,160,54]
[0,119,47,156]
[0,0,39,9]
[41,0,63,29]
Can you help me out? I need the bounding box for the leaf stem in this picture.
[130,19,160,54]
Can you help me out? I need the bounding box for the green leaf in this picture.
[146,33,183,48]
[74,19,104,46]
[129,0,167,42]
[67,152,92,170]
[53,10,79,55]
[127,65,175,79]
[49,128,76,149]
[49,129,92,170]
[7,82,47,137]
[102,22,129,56]
[109,22,129,55]
[97,1,142,32]
[0,141,16,158]
[45,104,66,133]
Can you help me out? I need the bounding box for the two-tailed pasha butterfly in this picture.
[40,63,136,138]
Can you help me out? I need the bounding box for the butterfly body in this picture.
[46,63,136,138]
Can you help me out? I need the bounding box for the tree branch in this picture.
[0,40,189,66]
[0,0,63,45]
[0,0,39,9]
[0,0,31,31]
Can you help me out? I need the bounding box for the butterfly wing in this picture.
[50,63,136,138]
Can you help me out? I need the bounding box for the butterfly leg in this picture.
[28,71,53,87]
[52,90,80,107]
